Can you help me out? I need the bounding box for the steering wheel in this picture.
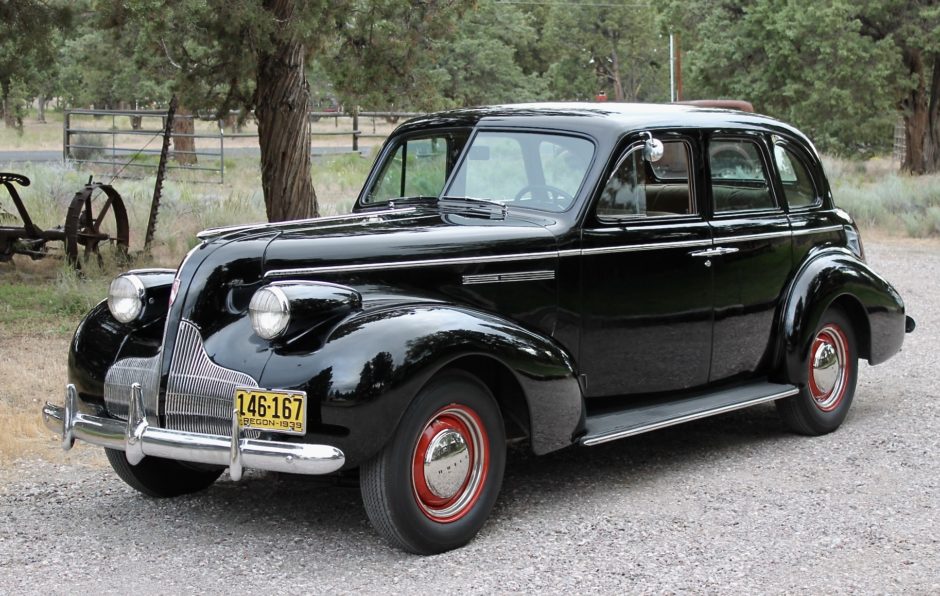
[513,184,573,206]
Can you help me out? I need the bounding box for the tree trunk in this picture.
[223,112,241,133]
[172,105,198,165]
[900,50,940,174]
[255,0,318,222]
[1,79,15,129]
[37,95,47,123]
[609,47,626,102]
[926,54,940,173]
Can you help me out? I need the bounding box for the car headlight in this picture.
[107,274,146,323]
[249,285,290,339]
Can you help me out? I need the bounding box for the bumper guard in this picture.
[42,384,345,479]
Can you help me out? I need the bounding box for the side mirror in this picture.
[644,134,664,162]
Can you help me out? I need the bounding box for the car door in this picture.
[579,132,714,397]
[705,133,793,382]
[769,137,846,261]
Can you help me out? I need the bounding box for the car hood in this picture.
[163,206,560,382]
[258,208,558,276]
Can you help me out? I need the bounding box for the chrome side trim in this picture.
[715,230,793,244]
[581,388,799,446]
[262,226,838,278]
[265,250,559,277]
[196,207,418,240]
[43,384,345,476]
[462,270,555,285]
[580,239,713,256]
[791,224,843,237]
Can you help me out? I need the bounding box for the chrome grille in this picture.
[104,353,161,424]
[165,320,260,438]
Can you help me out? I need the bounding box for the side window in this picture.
[773,144,819,208]
[367,134,465,203]
[709,138,776,212]
[597,140,693,219]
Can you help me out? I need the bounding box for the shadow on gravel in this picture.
[77,402,796,547]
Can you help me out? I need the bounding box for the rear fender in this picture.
[776,247,906,384]
[259,304,583,467]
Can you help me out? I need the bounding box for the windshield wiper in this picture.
[385,196,438,209]
[438,196,508,220]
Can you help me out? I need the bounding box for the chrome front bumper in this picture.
[42,384,345,479]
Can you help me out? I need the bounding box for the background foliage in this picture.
[1,0,938,163]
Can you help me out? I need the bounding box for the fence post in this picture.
[62,110,70,161]
[352,108,359,152]
[111,113,117,177]
[219,119,225,185]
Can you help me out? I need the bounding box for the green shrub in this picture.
[70,133,106,161]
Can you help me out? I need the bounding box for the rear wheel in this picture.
[777,308,858,435]
[360,371,506,554]
[105,448,224,498]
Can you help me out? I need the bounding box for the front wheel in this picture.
[105,448,224,498]
[777,308,858,435]
[360,371,506,554]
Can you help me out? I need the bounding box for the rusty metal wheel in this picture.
[64,184,130,269]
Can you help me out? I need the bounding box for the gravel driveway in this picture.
[1,238,937,594]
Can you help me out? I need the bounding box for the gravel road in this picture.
[1,238,937,595]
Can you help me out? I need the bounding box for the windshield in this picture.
[444,131,594,212]
[363,130,471,205]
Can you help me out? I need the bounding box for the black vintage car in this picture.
[43,103,914,554]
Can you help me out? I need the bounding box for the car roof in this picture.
[396,102,813,150]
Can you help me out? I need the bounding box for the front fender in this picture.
[68,301,166,406]
[68,270,175,405]
[258,304,583,467]
[778,247,906,383]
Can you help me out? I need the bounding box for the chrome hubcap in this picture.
[811,341,839,396]
[412,405,489,523]
[423,429,470,499]
[809,325,848,412]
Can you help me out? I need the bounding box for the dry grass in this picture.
[0,152,372,466]
[0,153,374,268]
[823,156,940,238]
[0,258,96,464]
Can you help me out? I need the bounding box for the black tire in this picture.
[360,371,506,555]
[105,448,224,498]
[776,308,858,435]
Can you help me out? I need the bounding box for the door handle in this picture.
[689,246,739,258]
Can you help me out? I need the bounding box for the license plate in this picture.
[234,388,306,435]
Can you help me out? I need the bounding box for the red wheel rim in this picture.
[808,324,850,412]
[411,404,489,523]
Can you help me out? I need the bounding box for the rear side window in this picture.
[774,144,819,208]
[709,138,776,212]
[596,140,694,219]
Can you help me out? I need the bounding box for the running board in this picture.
[580,381,799,446]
